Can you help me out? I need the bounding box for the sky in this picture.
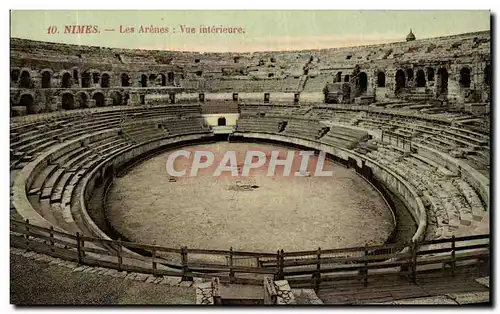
[10,10,490,52]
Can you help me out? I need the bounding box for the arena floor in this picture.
[105,142,395,253]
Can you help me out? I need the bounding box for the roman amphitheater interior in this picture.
[9,30,491,305]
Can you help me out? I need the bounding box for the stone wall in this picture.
[10,30,490,115]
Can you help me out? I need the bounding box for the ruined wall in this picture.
[10,30,490,116]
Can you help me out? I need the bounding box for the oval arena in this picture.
[10,30,490,304]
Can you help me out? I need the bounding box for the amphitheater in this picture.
[9,30,491,305]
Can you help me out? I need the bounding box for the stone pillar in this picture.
[105,98,114,106]
[55,97,62,110]
[87,99,96,108]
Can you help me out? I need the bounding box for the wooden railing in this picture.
[10,219,489,291]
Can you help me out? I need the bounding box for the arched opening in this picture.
[81,72,91,88]
[141,74,147,87]
[395,69,406,91]
[41,71,51,88]
[358,72,368,93]
[195,71,203,77]
[121,73,130,87]
[377,72,386,87]
[484,65,491,86]
[92,92,105,107]
[335,72,342,83]
[344,75,350,83]
[72,69,79,82]
[10,69,20,82]
[426,67,435,81]
[459,67,471,88]
[19,94,36,114]
[405,68,414,82]
[217,117,227,126]
[416,70,426,87]
[160,74,167,86]
[19,71,31,88]
[61,93,76,110]
[77,93,88,108]
[109,91,123,106]
[149,74,157,85]
[101,73,110,88]
[437,68,448,95]
[168,72,174,83]
[61,72,72,88]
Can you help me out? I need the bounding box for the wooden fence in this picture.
[10,219,490,292]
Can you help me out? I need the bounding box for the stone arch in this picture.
[459,67,471,88]
[358,72,368,93]
[121,73,130,87]
[19,70,31,88]
[426,67,435,81]
[10,68,20,82]
[81,71,91,88]
[92,92,106,107]
[149,74,157,85]
[61,72,72,88]
[344,75,350,83]
[405,68,414,82]
[160,73,167,86]
[376,71,386,87]
[484,64,491,86]
[141,74,148,87]
[61,93,76,110]
[41,70,52,88]
[19,93,36,114]
[109,91,123,106]
[416,69,426,87]
[101,73,111,88]
[437,67,448,95]
[217,117,227,126]
[395,69,406,91]
[76,92,89,108]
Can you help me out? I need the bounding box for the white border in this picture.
[2,2,498,313]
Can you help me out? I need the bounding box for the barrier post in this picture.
[181,246,192,281]
[451,236,456,277]
[24,219,30,250]
[363,244,369,287]
[152,242,157,276]
[274,250,280,281]
[229,247,235,283]
[49,226,54,253]
[315,247,321,293]
[76,232,82,265]
[411,241,418,283]
[279,249,285,280]
[116,241,122,272]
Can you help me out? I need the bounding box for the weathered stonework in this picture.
[10,31,490,116]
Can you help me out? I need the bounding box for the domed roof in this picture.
[406,29,416,42]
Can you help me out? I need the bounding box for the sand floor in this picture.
[106,142,394,253]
